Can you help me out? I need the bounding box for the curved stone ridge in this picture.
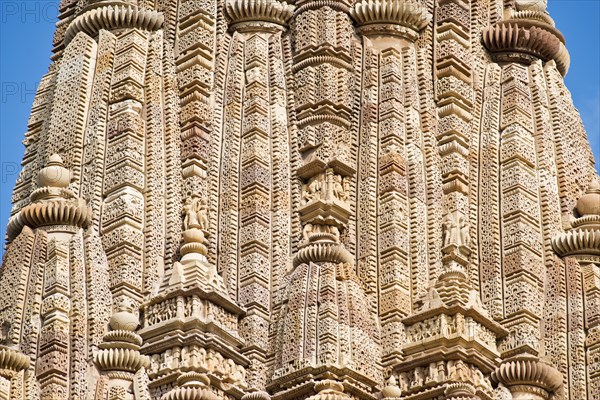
[491,357,563,395]
[64,2,164,44]
[482,20,569,75]
[0,346,30,377]
[293,241,354,267]
[552,177,600,257]
[161,372,220,400]
[552,229,600,257]
[241,391,271,400]
[350,0,431,38]
[306,380,351,400]
[225,0,295,28]
[6,155,91,240]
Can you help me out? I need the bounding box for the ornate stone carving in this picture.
[64,2,164,44]
[0,0,597,398]
[6,155,91,241]
[351,0,431,40]
[225,0,295,30]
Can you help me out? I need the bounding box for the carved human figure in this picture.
[332,175,348,202]
[412,367,425,387]
[302,223,313,243]
[0,321,10,345]
[197,198,209,230]
[398,372,410,391]
[459,217,470,248]
[183,196,209,230]
[330,225,340,242]
[427,362,439,383]
[442,218,455,247]
[303,176,322,203]
[183,197,200,229]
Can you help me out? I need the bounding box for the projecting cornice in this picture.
[481,20,570,75]
[64,2,164,45]
[350,0,431,40]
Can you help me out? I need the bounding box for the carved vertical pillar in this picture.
[497,63,546,358]
[350,0,431,369]
[101,29,149,308]
[216,33,244,297]
[477,63,503,320]
[269,0,382,397]
[481,3,569,397]
[143,30,168,293]
[80,30,117,232]
[435,0,475,274]
[224,0,294,388]
[176,0,217,249]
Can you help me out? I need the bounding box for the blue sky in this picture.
[0,1,598,248]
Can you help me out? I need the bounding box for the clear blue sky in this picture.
[0,1,599,248]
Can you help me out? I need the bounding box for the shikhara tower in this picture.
[0,0,599,398]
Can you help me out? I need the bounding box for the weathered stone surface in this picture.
[0,0,597,399]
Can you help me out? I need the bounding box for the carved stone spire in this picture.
[139,195,248,399]
[0,0,597,396]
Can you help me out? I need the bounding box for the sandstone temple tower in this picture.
[1,0,599,398]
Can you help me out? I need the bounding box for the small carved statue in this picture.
[330,225,340,242]
[183,197,199,229]
[459,217,470,248]
[0,321,10,345]
[332,175,348,202]
[303,176,322,204]
[302,223,313,242]
[183,196,209,230]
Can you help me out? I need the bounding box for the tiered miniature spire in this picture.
[552,177,600,396]
[269,0,382,396]
[139,194,248,399]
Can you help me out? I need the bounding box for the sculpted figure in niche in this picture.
[183,196,209,230]
[459,217,470,248]
[442,214,470,249]
[302,223,313,243]
[332,174,349,202]
[398,372,410,391]
[302,175,322,204]
[412,366,425,387]
[442,217,457,247]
